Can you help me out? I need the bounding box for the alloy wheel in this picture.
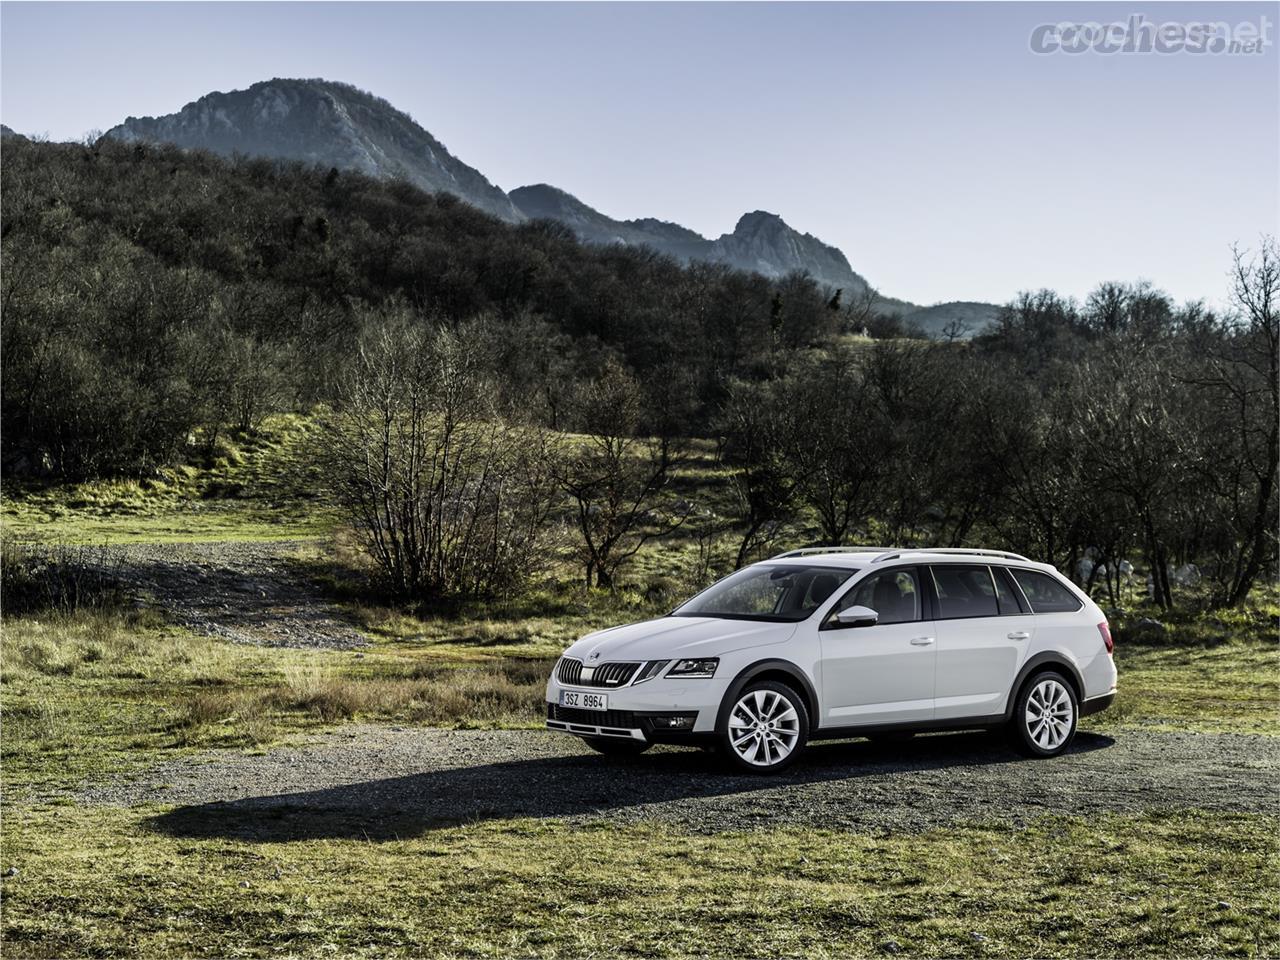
[728,688,801,767]
[1024,677,1074,750]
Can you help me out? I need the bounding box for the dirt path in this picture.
[79,726,1278,839]
[101,540,367,649]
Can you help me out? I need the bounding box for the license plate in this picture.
[559,689,608,710]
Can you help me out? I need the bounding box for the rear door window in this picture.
[1010,569,1083,613]
[930,564,1000,619]
[993,567,1027,615]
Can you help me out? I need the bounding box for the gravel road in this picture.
[96,540,367,649]
[80,726,1279,840]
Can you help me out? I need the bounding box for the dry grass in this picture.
[1,607,555,787]
[269,660,546,725]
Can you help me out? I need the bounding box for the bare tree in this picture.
[776,347,885,545]
[555,359,689,588]
[319,312,558,602]
[721,381,796,568]
[1188,240,1280,604]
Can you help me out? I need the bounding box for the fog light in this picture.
[652,714,696,730]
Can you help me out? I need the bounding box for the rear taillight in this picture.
[1097,621,1114,655]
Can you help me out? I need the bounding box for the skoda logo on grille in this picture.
[589,651,600,660]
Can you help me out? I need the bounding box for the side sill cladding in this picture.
[716,659,819,733]
[1004,652,1086,721]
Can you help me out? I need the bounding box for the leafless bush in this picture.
[318,311,559,603]
[554,359,690,588]
[0,542,125,616]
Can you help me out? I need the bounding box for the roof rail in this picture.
[871,547,1032,564]
[772,546,894,559]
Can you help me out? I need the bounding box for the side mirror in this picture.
[834,605,879,628]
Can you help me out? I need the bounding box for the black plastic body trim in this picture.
[810,714,1008,740]
[1080,692,1116,717]
[1002,653,1086,720]
[716,659,819,733]
[547,703,708,742]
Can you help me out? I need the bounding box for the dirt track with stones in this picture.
[97,540,368,650]
[79,725,1279,840]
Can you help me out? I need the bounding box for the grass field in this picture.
[1,415,338,544]
[3,598,1276,797]
[3,805,1275,958]
[3,416,1277,957]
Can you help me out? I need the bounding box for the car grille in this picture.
[547,703,640,728]
[557,657,583,685]
[556,658,641,688]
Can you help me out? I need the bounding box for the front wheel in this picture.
[719,681,809,774]
[581,736,651,757]
[1009,671,1078,757]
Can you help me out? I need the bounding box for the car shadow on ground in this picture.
[146,731,1115,843]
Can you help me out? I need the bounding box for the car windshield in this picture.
[672,564,856,622]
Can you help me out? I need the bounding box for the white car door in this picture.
[931,564,1035,720]
[817,566,936,726]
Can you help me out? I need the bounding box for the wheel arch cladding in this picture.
[717,659,818,731]
[1006,652,1084,720]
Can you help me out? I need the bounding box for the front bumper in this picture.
[545,703,702,741]
[544,672,729,741]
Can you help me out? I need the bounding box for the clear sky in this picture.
[2,1,1277,307]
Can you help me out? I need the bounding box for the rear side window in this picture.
[993,567,1027,615]
[930,564,1000,619]
[1010,569,1083,613]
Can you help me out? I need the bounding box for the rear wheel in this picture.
[581,736,651,757]
[1009,671,1078,757]
[719,681,809,774]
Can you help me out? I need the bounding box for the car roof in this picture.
[759,548,1061,575]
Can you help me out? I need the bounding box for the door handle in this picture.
[910,636,935,646]
[1007,631,1030,641]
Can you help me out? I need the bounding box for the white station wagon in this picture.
[546,548,1117,772]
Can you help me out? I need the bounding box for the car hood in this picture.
[563,616,795,663]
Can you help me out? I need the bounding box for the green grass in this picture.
[1,414,338,544]
[3,600,1275,799]
[0,610,554,793]
[5,413,1278,957]
[2,806,1275,958]
[1092,639,1280,736]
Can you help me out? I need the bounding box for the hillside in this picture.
[105,78,524,222]
[0,136,845,478]
[900,301,1003,338]
[510,184,882,300]
[100,78,985,321]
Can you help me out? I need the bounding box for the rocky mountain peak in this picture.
[92,77,998,333]
[732,210,789,236]
[105,78,524,222]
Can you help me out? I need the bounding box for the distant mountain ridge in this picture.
[510,184,880,299]
[99,78,996,332]
[105,78,522,222]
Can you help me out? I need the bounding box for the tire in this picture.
[718,680,809,774]
[1008,670,1078,757]
[581,736,651,757]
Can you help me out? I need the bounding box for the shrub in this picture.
[0,542,125,616]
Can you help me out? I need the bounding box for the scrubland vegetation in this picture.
[2,138,1277,958]
[3,137,1277,613]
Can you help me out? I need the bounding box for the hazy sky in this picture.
[2,2,1277,307]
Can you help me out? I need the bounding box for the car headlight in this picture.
[667,658,719,678]
[633,660,670,684]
